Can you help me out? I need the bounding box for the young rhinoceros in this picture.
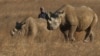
[11,17,38,37]
[47,5,98,42]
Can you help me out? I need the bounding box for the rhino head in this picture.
[11,21,26,36]
[47,10,65,30]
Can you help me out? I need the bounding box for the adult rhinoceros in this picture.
[47,5,98,42]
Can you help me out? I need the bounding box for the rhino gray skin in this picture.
[47,5,98,42]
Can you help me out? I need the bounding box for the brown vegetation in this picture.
[0,0,100,56]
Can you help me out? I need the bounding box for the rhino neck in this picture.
[60,17,70,32]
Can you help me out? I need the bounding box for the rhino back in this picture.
[64,5,78,26]
[76,6,95,31]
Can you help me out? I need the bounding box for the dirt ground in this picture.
[0,0,100,56]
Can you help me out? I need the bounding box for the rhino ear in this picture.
[58,11,65,17]
[58,10,64,14]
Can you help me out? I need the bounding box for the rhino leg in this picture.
[68,25,77,41]
[84,27,94,42]
[84,14,98,42]
[63,30,69,41]
[89,31,94,42]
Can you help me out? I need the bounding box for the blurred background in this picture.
[0,0,100,56]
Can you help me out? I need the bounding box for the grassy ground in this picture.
[0,0,100,56]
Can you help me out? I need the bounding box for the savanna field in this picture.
[0,0,100,56]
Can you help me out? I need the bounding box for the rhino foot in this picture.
[83,39,89,43]
[70,38,76,42]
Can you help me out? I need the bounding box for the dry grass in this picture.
[0,0,100,56]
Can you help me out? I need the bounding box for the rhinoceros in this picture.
[11,17,48,37]
[47,5,98,42]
